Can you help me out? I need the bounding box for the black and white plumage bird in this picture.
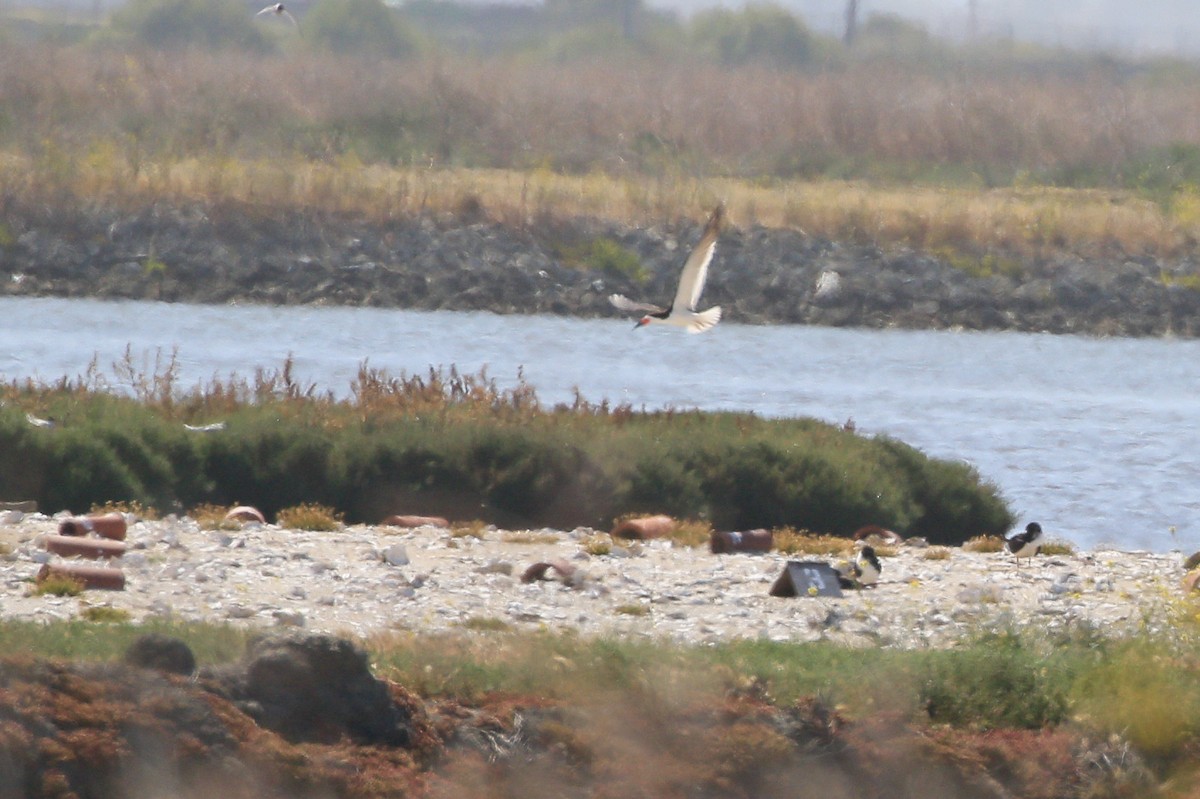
[608,205,724,334]
[25,413,55,429]
[256,2,298,27]
[854,545,881,586]
[835,544,882,589]
[1005,522,1044,567]
[183,421,227,433]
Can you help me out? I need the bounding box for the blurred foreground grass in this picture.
[5,614,1200,769]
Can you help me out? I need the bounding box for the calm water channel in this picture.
[2,296,1197,553]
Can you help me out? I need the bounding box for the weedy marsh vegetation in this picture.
[5,8,1200,264]
[7,615,1200,795]
[0,353,1012,541]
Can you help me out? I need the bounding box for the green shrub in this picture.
[919,633,1071,729]
[580,238,649,283]
[80,606,133,623]
[0,367,1011,542]
[691,440,906,532]
[41,428,150,514]
[619,449,708,519]
[876,437,1014,544]
[554,236,649,283]
[200,419,343,515]
[1072,644,1200,759]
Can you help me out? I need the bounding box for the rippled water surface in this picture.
[2,297,1198,552]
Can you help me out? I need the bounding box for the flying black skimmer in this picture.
[256,2,298,27]
[1004,522,1043,567]
[183,422,227,433]
[608,205,724,334]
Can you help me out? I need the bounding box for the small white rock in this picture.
[273,610,306,627]
[382,544,410,566]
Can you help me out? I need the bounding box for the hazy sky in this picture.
[652,0,1200,56]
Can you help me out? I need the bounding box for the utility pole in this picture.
[844,0,859,46]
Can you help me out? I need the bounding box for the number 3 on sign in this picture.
[801,567,827,590]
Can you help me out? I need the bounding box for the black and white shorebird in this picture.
[836,544,881,589]
[1004,522,1044,567]
[854,545,881,587]
[256,2,299,27]
[608,205,724,334]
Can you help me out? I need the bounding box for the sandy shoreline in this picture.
[1,513,1190,648]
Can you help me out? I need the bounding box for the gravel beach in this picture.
[1,513,1188,648]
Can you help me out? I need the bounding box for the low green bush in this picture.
[552,236,650,284]
[918,632,1074,729]
[0,366,1013,542]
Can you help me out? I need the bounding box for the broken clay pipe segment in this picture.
[224,506,267,524]
[58,512,127,540]
[610,515,674,540]
[37,563,126,590]
[710,528,773,554]
[42,534,127,559]
[521,558,577,583]
[383,514,450,529]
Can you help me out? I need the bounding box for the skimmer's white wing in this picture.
[671,205,722,312]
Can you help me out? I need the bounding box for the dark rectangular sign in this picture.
[769,560,844,598]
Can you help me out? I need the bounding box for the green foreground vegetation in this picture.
[6,615,1200,780]
[0,358,1011,541]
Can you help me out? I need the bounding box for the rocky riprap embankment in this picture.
[4,200,1200,336]
[0,512,1187,648]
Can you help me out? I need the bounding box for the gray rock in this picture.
[382,544,410,566]
[212,632,412,747]
[124,633,196,676]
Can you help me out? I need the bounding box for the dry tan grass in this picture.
[500,531,560,545]
[5,43,1200,259]
[963,535,1006,553]
[187,503,242,531]
[1041,539,1077,556]
[449,520,490,539]
[581,533,614,556]
[772,528,856,557]
[31,575,84,597]
[275,502,343,531]
[89,500,158,521]
[667,519,715,548]
[5,150,1190,260]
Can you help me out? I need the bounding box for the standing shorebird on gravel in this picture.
[854,545,882,586]
[1005,522,1044,568]
[256,2,298,27]
[835,543,882,589]
[608,205,724,334]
